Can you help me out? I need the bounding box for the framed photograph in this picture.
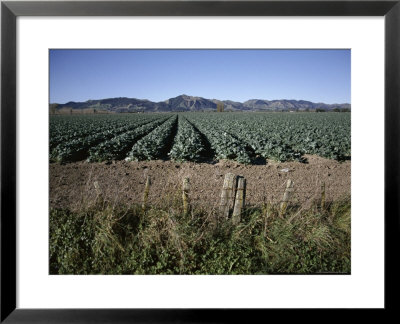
[1,0,398,321]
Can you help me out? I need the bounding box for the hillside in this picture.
[51,95,350,113]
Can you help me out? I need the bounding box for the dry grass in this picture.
[50,192,351,274]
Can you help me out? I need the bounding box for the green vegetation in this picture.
[334,108,351,112]
[186,112,350,161]
[50,114,161,162]
[168,115,206,162]
[190,114,252,164]
[88,116,168,162]
[50,196,351,275]
[50,112,350,164]
[126,115,178,161]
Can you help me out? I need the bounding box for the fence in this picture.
[138,172,345,223]
[50,166,350,216]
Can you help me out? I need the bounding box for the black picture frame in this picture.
[1,0,399,322]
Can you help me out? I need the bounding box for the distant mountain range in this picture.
[51,95,351,113]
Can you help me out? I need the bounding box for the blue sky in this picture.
[50,49,350,104]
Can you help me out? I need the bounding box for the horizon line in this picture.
[51,94,351,106]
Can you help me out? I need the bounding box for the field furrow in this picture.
[50,115,151,150]
[49,112,351,163]
[50,115,162,162]
[87,116,171,162]
[126,115,179,161]
[186,116,253,164]
[168,115,207,162]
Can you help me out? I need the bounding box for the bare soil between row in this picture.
[50,155,350,211]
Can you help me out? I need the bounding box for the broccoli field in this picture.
[50,112,350,164]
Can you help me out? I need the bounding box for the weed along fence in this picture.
[49,160,349,213]
[51,169,352,275]
[134,172,333,222]
[80,170,350,218]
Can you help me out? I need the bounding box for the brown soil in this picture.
[49,155,350,211]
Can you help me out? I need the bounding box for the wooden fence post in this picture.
[93,181,102,202]
[232,177,246,224]
[219,173,237,219]
[320,182,326,210]
[280,179,294,216]
[142,175,151,211]
[93,181,101,195]
[182,177,190,216]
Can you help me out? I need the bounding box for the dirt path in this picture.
[50,155,350,211]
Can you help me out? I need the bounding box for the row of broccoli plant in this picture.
[186,116,252,164]
[49,114,153,151]
[50,115,162,163]
[293,125,350,161]
[196,114,303,162]
[217,113,349,162]
[87,116,171,162]
[168,116,207,162]
[230,122,304,162]
[240,118,348,161]
[50,118,127,151]
[126,115,178,161]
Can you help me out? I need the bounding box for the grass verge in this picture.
[50,196,350,274]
